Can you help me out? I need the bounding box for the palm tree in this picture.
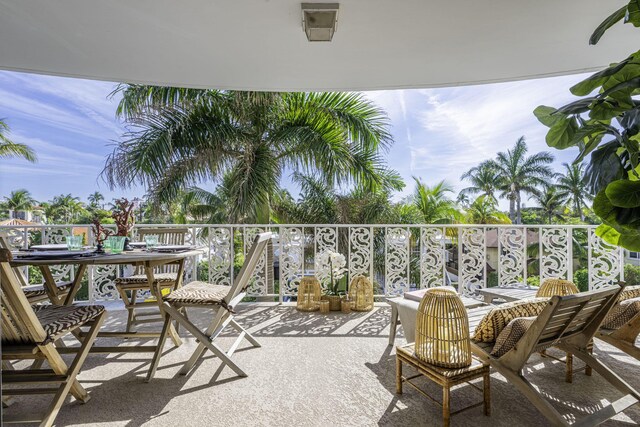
[465,196,511,224]
[490,136,554,224]
[412,178,461,224]
[87,191,105,209]
[532,187,566,224]
[460,161,499,202]
[556,162,592,221]
[3,189,36,217]
[102,86,400,223]
[50,194,86,223]
[0,119,37,162]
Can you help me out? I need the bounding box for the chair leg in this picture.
[396,356,403,394]
[494,364,570,426]
[389,303,399,346]
[483,371,491,416]
[38,311,105,426]
[565,352,573,383]
[163,303,248,377]
[559,344,640,399]
[229,318,261,348]
[146,313,172,382]
[443,384,451,427]
[179,309,229,375]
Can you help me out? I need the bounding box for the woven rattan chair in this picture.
[146,232,271,381]
[0,235,72,305]
[1,248,106,427]
[469,286,640,426]
[115,228,188,339]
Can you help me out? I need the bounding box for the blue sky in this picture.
[0,70,586,209]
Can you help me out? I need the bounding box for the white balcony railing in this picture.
[0,224,625,303]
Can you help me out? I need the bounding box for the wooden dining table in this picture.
[10,248,204,371]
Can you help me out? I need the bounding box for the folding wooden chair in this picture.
[0,234,72,305]
[0,248,106,427]
[115,228,188,340]
[470,286,640,426]
[146,232,271,381]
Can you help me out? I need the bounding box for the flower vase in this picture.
[123,237,133,251]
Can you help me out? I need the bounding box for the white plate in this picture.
[16,250,94,259]
[152,245,191,252]
[30,244,68,251]
[128,242,147,248]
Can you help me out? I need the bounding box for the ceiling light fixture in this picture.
[301,3,339,42]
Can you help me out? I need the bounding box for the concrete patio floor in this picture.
[4,303,640,426]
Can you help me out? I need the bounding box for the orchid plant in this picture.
[315,250,348,296]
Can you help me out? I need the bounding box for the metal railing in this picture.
[0,223,625,303]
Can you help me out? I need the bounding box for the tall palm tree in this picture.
[460,161,499,202]
[465,196,511,224]
[50,194,86,223]
[556,162,592,221]
[532,187,566,224]
[412,178,461,224]
[87,191,105,209]
[490,136,554,224]
[0,119,37,162]
[102,86,400,223]
[3,189,36,216]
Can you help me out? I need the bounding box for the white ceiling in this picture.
[0,0,637,91]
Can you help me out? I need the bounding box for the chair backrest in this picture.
[135,228,189,274]
[0,248,47,346]
[0,234,30,288]
[500,285,623,366]
[224,232,272,306]
[138,228,188,245]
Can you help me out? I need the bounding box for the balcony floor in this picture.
[5,303,640,426]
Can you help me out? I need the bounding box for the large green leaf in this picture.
[626,0,640,27]
[595,223,622,246]
[545,116,578,149]
[593,188,620,223]
[590,5,627,44]
[596,223,640,250]
[618,230,640,250]
[570,57,632,96]
[606,179,640,207]
[533,105,562,127]
[556,98,597,115]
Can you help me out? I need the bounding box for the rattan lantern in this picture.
[415,288,472,369]
[297,276,322,311]
[348,275,374,312]
[536,279,579,297]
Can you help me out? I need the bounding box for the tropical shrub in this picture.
[573,268,589,293]
[526,275,540,287]
[624,263,640,286]
[487,271,499,288]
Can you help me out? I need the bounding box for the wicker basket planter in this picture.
[296,276,322,312]
[322,295,342,311]
[415,287,471,369]
[348,276,374,312]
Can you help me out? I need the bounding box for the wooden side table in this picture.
[396,343,490,427]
